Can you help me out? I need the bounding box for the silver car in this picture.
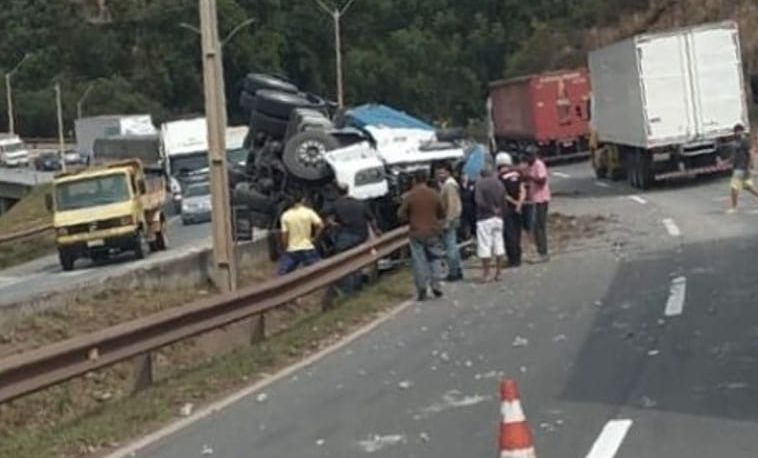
[181,182,212,225]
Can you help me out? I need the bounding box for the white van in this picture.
[0,134,30,167]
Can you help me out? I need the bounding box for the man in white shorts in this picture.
[474,165,506,282]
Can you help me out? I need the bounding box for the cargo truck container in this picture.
[75,115,157,160]
[589,21,748,189]
[488,69,592,161]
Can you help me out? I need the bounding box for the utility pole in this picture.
[5,54,29,134]
[199,0,237,292]
[312,0,357,108]
[55,83,67,173]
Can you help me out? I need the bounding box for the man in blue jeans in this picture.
[277,191,324,275]
[436,163,463,281]
[398,171,446,301]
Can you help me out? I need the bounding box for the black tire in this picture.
[282,131,340,181]
[59,249,75,271]
[232,183,276,213]
[154,221,168,251]
[594,165,607,180]
[243,73,298,95]
[637,150,653,190]
[134,231,149,260]
[239,91,256,112]
[255,90,324,120]
[626,150,638,188]
[250,110,289,139]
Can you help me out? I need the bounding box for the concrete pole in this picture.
[199,0,237,292]
[55,83,67,173]
[334,11,344,108]
[5,75,13,134]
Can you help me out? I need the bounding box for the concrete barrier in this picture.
[0,235,271,326]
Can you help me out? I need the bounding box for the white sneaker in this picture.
[726,208,738,215]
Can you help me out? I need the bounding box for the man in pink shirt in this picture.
[524,148,551,263]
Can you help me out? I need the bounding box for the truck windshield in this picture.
[1,143,24,153]
[170,152,208,177]
[185,183,210,197]
[55,173,131,211]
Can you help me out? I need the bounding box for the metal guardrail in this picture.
[0,224,54,245]
[0,167,55,186]
[0,227,409,404]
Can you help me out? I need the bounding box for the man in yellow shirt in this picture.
[278,191,324,275]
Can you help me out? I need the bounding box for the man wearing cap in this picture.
[496,152,526,268]
[728,124,758,213]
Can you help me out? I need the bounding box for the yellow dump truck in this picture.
[46,159,168,271]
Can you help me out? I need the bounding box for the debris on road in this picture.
[415,390,491,419]
[179,403,194,417]
[397,380,414,390]
[202,444,214,455]
[512,336,529,348]
[358,434,407,453]
[256,393,268,403]
[316,439,325,446]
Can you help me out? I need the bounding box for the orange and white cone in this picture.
[499,379,537,458]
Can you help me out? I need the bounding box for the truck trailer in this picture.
[488,69,592,161]
[589,21,749,188]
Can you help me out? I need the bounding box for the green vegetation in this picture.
[0,0,681,137]
[0,184,54,268]
[0,269,412,458]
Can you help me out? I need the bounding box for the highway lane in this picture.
[0,217,211,308]
[114,162,758,458]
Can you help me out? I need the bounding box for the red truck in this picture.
[488,68,591,161]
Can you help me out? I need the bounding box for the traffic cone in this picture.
[499,379,537,458]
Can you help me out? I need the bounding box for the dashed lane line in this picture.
[628,195,647,205]
[585,419,633,458]
[662,218,681,237]
[664,276,687,317]
[552,172,571,178]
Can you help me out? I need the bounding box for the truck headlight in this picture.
[354,167,384,186]
[56,227,68,236]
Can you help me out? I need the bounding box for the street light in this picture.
[77,79,105,120]
[179,16,256,48]
[54,82,67,173]
[311,0,358,108]
[4,54,30,134]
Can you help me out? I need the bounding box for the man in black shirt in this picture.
[496,152,526,267]
[729,124,758,213]
[324,183,380,292]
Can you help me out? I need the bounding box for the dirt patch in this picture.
[0,183,55,269]
[0,269,412,458]
[548,212,612,253]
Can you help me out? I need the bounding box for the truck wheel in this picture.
[255,90,324,120]
[243,73,298,95]
[251,110,289,139]
[134,232,149,260]
[637,150,654,190]
[626,150,639,188]
[282,131,339,182]
[153,221,168,251]
[59,249,76,271]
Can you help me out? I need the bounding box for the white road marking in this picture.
[664,276,687,317]
[662,218,681,237]
[628,195,647,205]
[594,181,611,188]
[552,172,571,178]
[585,419,633,458]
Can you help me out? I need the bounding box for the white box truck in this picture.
[75,115,157,160]
[589,21,749,188]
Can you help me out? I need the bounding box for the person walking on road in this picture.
[728,124,758,214]
[277,191,324,276]
[524,147,551,263]
[475,165,507,282]
[437,163,464,281]
[398,170,446,301]
[324,182,381,292]
[497,152,526,268]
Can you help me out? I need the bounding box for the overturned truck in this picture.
[232,74,469,243]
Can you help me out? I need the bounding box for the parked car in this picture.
[181,182,212,225]
[0,134,30,167]
[34,151,63,171]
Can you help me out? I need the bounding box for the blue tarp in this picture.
[345,104,435,131]
[462,144,488,180]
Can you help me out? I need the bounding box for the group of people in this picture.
[398,148,552,300]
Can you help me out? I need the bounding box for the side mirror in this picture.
[138,180,147,194]
[44,193,53,212]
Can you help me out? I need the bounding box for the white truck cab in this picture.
[0,134,30,167]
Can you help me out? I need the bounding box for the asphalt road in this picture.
[119,162,758,457]
[0,217,212,308]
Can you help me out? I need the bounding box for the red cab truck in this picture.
[488,69,591,161]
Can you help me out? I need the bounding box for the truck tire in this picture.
[637,150,654,190]
[282,131,340,182]
[239,91,256,112]
[625,149,638,188]
[243,73,298,95]
[134,231,149,260]
[251,110,289,139]
[59,249,76,271]
[255,90,324,120]
[153,221,169,251]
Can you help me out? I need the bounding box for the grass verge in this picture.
[0,269,412,458]
[0,183,55,269]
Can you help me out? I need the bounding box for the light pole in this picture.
[199,0,237,292]
[54,83,67,173]
[311,0,357,108]
[5,54,30,134]
[76,80,103,120]
[179,16,256,48]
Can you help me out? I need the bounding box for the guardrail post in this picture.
[132,352,153,392]
[251,314,265,344]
